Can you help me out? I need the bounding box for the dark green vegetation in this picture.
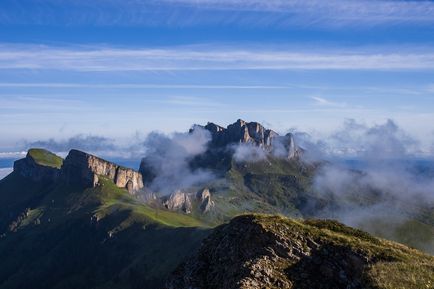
[169,214,434,289]
[28,148,64,168]
[0,154,209,289]
[191,154,434,255]
[188,154,317,223]
[1,148,434,289]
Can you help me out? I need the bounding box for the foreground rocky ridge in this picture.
[168,214,434,289]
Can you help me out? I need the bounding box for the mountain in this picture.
[1,120,434,289]
[138,120,434,256]
[168,214,434,289]
[199,119,301,158]
[139,119,312,222]
[0,148,209,289]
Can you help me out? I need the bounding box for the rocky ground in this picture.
[167,214,434,289]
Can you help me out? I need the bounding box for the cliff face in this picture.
[13,150,60,183]
[204,119,278,149]
[13,149,144,194]
[61,149,143,194]
[198,119,302,160]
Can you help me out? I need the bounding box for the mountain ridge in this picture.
[14,148,144,194]
[168,214,434,289]
[1,119,434,289]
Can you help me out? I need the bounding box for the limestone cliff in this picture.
[61,149,143,194]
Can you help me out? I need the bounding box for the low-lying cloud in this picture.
[296,119,434,253]
[140,126,215,195]
[232,143,267,163]
[25,134,116,154]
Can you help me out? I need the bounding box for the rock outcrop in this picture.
[160,188,215,214]
[13,149,61,182]
[163,190,192,213]
[61,149,143,194]
[203,119,278,149]
[196,188,214,213]
[194,119,302,160]
[167,214,434,289]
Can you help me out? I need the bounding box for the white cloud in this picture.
[0,152,26,158]
[2,0,434,27]
[1,44,434,71]
[310,96,347,108]
[0,83,289,89]
[0,168,13,180]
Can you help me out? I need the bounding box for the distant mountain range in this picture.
[0,119,433,289]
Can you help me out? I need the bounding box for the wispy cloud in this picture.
[164,0,434,22]
[1,44,434,71]
[0,96,88,111]
[0,82,430,96]
[0,82,289,89]
[311,96,347,108]
[1,0,433,27]
[164,96,225,107]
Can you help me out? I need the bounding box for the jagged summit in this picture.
[201,118,278,148]
[194,119,302,159]
[13,148,143,194]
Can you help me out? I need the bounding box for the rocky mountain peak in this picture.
[200,119,279,148]
[198,119,302,160]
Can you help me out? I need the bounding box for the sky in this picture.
[1,0,434,155]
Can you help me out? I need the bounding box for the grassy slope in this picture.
[254,215,434,289]
[0,171,54,232]
[0,174,210,289]
[28,148,63,168]
[205,156,316,221]
[201,156,434,255]
[170,214,434,289]
[2,149,433,288]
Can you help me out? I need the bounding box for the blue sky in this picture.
[1,0,434,153]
